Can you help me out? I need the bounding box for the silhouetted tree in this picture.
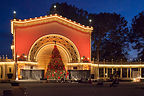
[89,13,129,61]
[49,3,129,62]
[130,11,144,61]
[49,2,89,25]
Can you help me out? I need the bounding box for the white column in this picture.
[127,68,128,78]
[103,68,105,79]
[3,64,6,80]
[97,68,99,79]
[140,68,142,77]
[120,68,122,79]
[106,68,108,78]
[0,66,2,79]
[112,68,113,74]
[130,68,132,79]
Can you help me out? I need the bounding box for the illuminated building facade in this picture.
[0,14,143,81]
[11,14,92,80]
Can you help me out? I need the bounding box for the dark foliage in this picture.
[49,2,129,61]
[89,13,129,61]
[49,2,89,26]
[130,11,144,61]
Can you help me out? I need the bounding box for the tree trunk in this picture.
[96,44,100,62]
[96,41,101,62]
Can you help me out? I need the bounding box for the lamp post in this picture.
[97,58,99,80]
[89,19,92,23]
[89,19,92,27]
[15,54,19,80]
[140,58,142,77]
[54,5,56,9]
[53,5,57,14]
[112,59,114,75]
[13,11,16,19]
[103,59,105,79]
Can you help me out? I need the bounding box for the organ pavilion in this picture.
[0,14,143,82]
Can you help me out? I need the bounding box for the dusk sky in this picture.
[0,0,144,59]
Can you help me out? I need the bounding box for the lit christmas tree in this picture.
[47,44,67,80]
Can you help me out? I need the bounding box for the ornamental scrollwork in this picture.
[29,35,79,63]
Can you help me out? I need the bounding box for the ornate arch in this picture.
[28,34,80,63]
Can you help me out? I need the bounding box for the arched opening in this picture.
[36,44,71,70]
[28,34,80,63]
[27,34,80,79]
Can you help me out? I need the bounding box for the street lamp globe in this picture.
[89,19,92,23]
[13,11,16,14]
[54,5,56,9]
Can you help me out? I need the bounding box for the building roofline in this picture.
[11,14,93,34]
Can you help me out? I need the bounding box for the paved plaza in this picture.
[0,82,144,96]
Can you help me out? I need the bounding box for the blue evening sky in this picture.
[0,0,143,59]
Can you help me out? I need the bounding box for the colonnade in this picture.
[96,67,143,80]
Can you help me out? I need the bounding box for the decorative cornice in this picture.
[11,14,93,34]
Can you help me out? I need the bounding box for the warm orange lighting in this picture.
[24,56,27,58]
[11,14,93,33]
[28,34,81,62]
[17,61,37,65]
[133,77,141,82]
[12,14,91,63]
[11,45,14,50]
[67,63,144,68]
[17,55,20,58]
[67,63,92,66]
[91,64,144,68]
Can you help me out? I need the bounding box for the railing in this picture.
[92,61,143,65]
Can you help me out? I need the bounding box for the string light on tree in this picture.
[46,44,68,80]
